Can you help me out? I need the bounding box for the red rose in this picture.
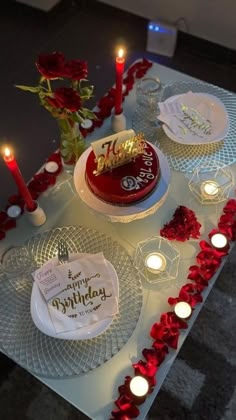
[36,52,66,79]
[64,59,88,80]
[223,198,236,213]
[47,87,81,112]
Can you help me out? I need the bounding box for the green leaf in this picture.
[60,149,68,157]
[80,108,96,120]
[70,113,84,124]
[79,85,94,99]
[15,84,41,93]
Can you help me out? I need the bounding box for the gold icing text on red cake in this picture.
[92,133,146,175]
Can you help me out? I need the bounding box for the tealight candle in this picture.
[210,232,228,249]
[44,161,59,174]
[7,205,22,219]
[81,119,93,129]
[115,47,125,115]
[201,180,219,199]
[174,301,192,319]
[145,252,166,273]
[129,376,149,398]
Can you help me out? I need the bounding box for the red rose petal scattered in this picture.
[160,205,201,241]
[0,231,6,240]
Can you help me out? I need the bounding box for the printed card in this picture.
[32,261,65,301]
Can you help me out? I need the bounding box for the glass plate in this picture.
[0,226,143,378]
[157,81,236,172]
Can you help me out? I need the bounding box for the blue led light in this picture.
[148,22,172,33]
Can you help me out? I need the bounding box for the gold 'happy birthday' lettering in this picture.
[93,134,146,175]
[51,286,112,314]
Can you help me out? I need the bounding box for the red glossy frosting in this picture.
[85,142,160,205]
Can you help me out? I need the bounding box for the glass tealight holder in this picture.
[188,160,234,205]
[0,246,37,277]
[133,236,180,285]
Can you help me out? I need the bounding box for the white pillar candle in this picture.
[174,301,192,319]
[210,233,228,249]
[201,180,219,198]
[145,252,166,273]
[129,376,149,397]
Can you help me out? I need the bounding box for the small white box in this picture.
[146,21,177,57]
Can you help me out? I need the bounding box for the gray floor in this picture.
[1,0,236,209]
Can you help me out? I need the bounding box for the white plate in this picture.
[31,254,119,340]
[161,93,229,145]
[73,143,171,223]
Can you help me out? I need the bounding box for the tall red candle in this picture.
[3,147,36,212]
[115,48,125,115]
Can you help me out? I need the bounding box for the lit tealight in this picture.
[174,302,192,319]
[145,252,166,273]
[201,180,219,199]
[210,233,228,249]
[129,376,149,397]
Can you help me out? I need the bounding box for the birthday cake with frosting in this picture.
[85,130,161,205]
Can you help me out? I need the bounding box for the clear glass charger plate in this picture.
[156,81,236,172]
[0,226,143,378]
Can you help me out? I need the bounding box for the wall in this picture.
[99,0,236,50]
[16,0,61,11]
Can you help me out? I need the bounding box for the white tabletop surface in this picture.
[0,61,235,420]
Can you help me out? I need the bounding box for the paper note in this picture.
[32,261,65,301]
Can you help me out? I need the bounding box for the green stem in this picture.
[47,79,52,92]
[59,118,86,164]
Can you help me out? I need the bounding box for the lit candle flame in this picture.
[130,376,149,397]
[118,48,124,59]
[3,146,14,162]
[145,252,166,273]
[174,302,192,319]
[4,147,11,157]
[211,233,228,249]
[202,180,219,197]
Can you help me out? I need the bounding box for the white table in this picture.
[0,61,235,419]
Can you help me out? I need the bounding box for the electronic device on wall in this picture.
[146,21,177,57]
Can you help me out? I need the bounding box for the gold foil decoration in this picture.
[92,133,146,175]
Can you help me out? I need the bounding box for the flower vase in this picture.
[58,118,86,173]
